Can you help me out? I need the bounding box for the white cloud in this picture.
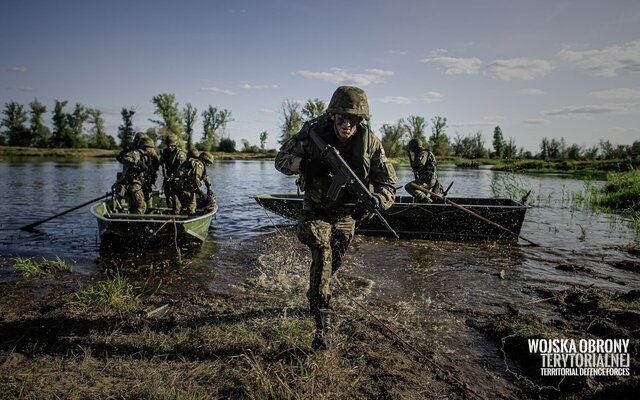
[19,86,33,92]
[240,83,278,90]
[588,88,640,99]
[259,108,277,114]
[295,68,393,86]
[200,87,236,95]
[484,115,505,122]
[371,96,412,104]
[558,40,640,77]
[542,102,640,117]
[7,66,27,72]
[523,118,550,125]
[517,88,545,95]
[388,50,408,56]
[420,50,481,75]
[418,91,443,104]
[488,58,553,81]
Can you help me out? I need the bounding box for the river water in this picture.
[1,158,638,395]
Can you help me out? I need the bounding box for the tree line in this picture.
[3,96,637,160]
[0,94,247,152]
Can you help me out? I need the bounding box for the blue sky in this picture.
[1,0,639,151]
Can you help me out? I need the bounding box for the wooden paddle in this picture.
[20,193,109,231]
[408,182,539,246]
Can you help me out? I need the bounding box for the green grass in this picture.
[70,273,141,314]
[14,256,72,278]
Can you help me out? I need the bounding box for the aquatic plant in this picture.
[14,256,72,278]
[71,272,141,314]
[597,169,640,211]
[491,172,535,204]
[577,224,587,241]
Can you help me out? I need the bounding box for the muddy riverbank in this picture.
[1,230,638,399]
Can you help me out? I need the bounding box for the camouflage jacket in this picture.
[160,147,187,179]
[275,115,397,214]
[410,150,438,186]
[121,148,159,186]
[175,158,211,193]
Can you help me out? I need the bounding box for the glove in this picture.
[300,157,330,177]
[352,200,375,221]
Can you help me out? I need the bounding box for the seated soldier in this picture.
[404,138,443,202]
[174,151,216,215]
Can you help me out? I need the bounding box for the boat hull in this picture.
[255,194,528,241]
[91,199,216,246]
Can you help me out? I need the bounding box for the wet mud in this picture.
[1,229,638,399]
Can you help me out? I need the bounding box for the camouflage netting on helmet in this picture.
[407,138,424,151]
[326,86,369,118]
[138,136,155,148]
[165,134,179,146]
[199,151,215,164]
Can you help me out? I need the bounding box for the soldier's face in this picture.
[333,114,359,142]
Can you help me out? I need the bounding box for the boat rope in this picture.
[257,204,487,400]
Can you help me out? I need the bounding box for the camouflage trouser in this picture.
[127,182,147,214]
[405,179,443,201]
[164,178,181,213]
[296,209,355,318]
[175,190,197,215]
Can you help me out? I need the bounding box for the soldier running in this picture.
[275,86,397,349]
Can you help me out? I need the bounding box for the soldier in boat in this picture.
[160,134,187,213]
[112,136,160,214]
[404,137,444,202]
[173,151,216,215]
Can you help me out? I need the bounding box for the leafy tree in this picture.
[183,103,197,149]
[118,107,136,149]
[51,100,70,148]
[29,99,50,148]
[380,119,407,157]
[218,137,236,152]
[241,139,260,153]
[87,108,113,149]
[1,101,30,146]
[428,116,450,156]
[279,100,303,145]
[403,115,427,145]
[503,137,518,159]
[200,106,233,151]
[66,103,88,148]
[259,131,268,151]
[539,137,549,160]
[492,126,506,159]
[150,93,183,138]
[566,144,583,160]
[470,131,488,159]
[302,98,326,121]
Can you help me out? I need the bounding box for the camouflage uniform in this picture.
[114,138,160,214]
[174,152,215,215]
[405,138,443,201]
[275,86,397,348]
[160,135,187,212]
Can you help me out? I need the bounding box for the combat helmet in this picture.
[407,138,423,152]
[138,136,155,149]
[326,86,369,118]
[164,134,179,146]
[133,131,148,145]
[199,151,215,165]
[187,148,200,159]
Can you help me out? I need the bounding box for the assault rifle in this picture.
[308,129,399,239]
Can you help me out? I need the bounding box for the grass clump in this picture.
[598,169,640,211]
[14,256,72,278]
[70,273,141,314]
